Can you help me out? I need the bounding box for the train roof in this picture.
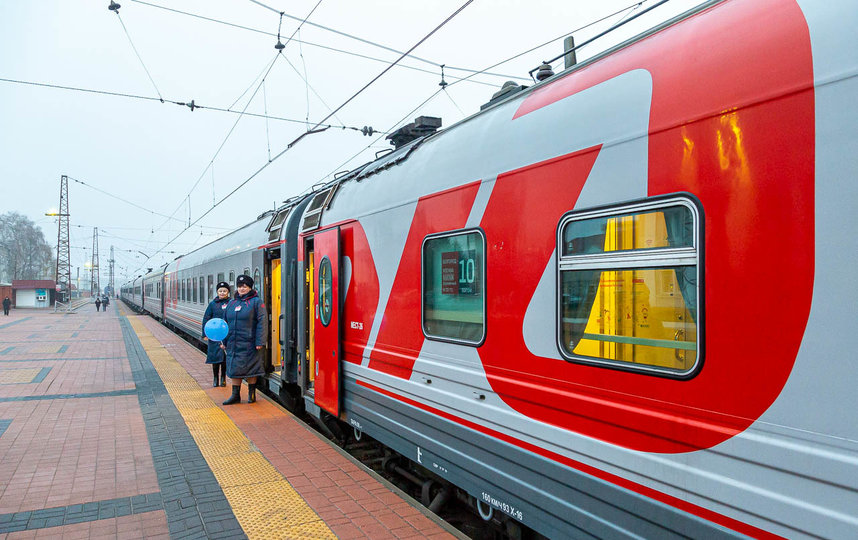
[164,216,270,272]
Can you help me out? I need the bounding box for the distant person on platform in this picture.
[203,281,230,388]
[2,296,10,316]
[220,274,266,405]
[102,295,109,309]
[95,297,101,312]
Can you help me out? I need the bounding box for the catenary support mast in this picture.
[54,175,72,307]
[91,228,100,297]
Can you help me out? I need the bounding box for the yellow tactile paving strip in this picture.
[0,367,43,384]
[125,315,336,540]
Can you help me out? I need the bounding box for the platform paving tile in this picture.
[137,314,462,539]
[0,309,245,538]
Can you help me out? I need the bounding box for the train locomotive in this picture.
[122,0,858,537]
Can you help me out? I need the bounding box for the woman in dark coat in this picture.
[220,274,266,404]
[202,281,231,387]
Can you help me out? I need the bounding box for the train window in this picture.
[422,229,486,345]
[253,268,261,293]
[199,278,205,303]
[192,277,198,303]
[318,258,333,326]
[207,275,214,300]
[228,271,235,287]
[243,267,250,277]
[217,272,225,286]
[557,198,700,377]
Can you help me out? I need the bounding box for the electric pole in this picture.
[108,245,115,298]
[54,175,72,308]
[91,228,100,297]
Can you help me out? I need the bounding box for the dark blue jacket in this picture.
[202,296,230,364]
[222,289,267,378]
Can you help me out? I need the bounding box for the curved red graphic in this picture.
[480,0,815,452]
[340,221,380,365]
[369,182,481,378]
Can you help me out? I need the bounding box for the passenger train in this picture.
[122,0,858,537]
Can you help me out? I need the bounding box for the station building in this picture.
[11,279,56,308]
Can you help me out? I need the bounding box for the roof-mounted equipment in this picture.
[386,116,442,149]
[480,81,529,111]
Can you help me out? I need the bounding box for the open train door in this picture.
[313,227,340,416]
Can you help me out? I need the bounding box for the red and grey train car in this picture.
[122,0,858,537]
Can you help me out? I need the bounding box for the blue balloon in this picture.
[204,318,228,341]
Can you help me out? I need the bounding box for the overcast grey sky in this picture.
[0,0,705,288]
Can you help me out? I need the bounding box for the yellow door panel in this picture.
[271,259,282,368]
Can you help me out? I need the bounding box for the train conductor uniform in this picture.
[202,281,231,388]
[221,274,267,404]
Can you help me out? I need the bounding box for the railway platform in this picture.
[0,306,460,539]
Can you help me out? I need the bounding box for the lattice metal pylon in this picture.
[55,175,72,307]
[91,228,100,297]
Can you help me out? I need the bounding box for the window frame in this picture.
[253,267,262,292]
[420,227,487,347]
[555,195,704,379]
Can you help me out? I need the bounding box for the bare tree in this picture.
[0,212,55,281]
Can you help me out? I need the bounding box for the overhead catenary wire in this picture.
[279,52,343,127]
[263,79,272,161]
[245,0,524,81]
[67,176,221,229]
[309,1,645,189]
[150,52,282,235]
[153,0,324,235]
[298,29,312,128]
[127,0,507,88]
[126,0,646,274]
[529,0,665,79]
[130,0,475,275]
[113,11,165,102]
[0,77,373,130]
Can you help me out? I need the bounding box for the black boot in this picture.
[247,383,256,403]
[223,385,241,405]
[220,367,226,387]
[212,364,220,388]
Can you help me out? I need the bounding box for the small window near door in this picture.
[253,268,262,293]
[318,257,333,327]
[422,229,486,345]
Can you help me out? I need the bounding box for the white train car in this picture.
[140,266,165,319]
[162,216,270,340]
